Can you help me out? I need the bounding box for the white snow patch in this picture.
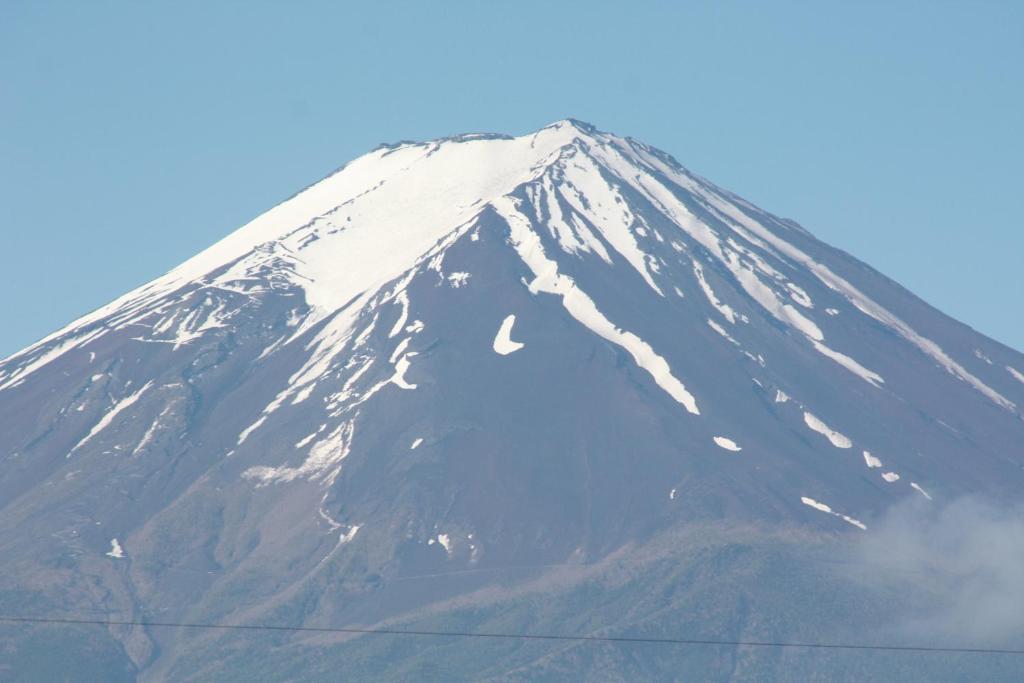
[803,411,852,449]
[339,525,361,544]
[236,416,267,446]
[910,482,933,500]
[243,421,354,485]
[313,519,361,569]
[881,471,900,483]
[256,333,289,361]
[787,283,813,308]
[169,300,229,349]
[390,353,417,390]
[327,357,374,409]
[801,497,832,514]
[71,381,154,453]
[447,272,471,288]
[354,313,379,349]
[974,349,993,365]
[291,382,317,405]
[669,488,677,500]
[693,262,736,324]
[318,504,342,531]
[106,538,125,559]
[338,340,419,410]
[800,497,867,530]
[1007,366,1024,385]
[863,450,883,468]
[707,319,738,345]
[774,389,790,404]
[713,436,741,451]
[132,404,172,456]
[493,314,525,355]
[427,250,446,275]
[437,533,452,553]
[410,437,423,450]
[388,291,410,338]
[811,340,884,386]
[295,431,319,449]
[825,308,839,316]
[390,336,413,364]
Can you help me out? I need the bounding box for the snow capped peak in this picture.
[3,119,1021,423]
[1,123,582,362]
[543,117,601,133]
[149,121,602,307]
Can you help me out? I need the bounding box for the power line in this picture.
[2,615,1022,655]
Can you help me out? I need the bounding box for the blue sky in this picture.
[2,1,1022,357]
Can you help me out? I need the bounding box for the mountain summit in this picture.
[2,120,1023,681]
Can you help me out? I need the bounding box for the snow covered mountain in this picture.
[2,119,1023,681]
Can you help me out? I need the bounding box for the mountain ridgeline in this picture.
[2,120,1023,681]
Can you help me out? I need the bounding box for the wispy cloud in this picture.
[848,496,1024,645]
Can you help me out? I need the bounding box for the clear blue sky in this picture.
[2,1,1022,357]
